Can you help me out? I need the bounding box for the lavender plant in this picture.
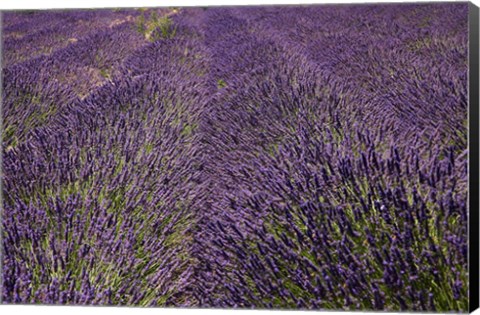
[1,3,470,311]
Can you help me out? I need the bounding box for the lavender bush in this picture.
[1,3,470,311]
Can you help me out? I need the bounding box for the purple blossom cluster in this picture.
[2,3,470,312]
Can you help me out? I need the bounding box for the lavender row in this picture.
[2,3,470,311]
[3,17,212,305]
[2,13,153,152]
[2,9,141,66]
[176,5,468,311]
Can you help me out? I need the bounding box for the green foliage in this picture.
[217,79,227,89]
[99,68,110,79]
[153,15,177,41]
[135,10,177,42]
[136,13,147,35]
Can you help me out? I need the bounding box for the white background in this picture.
[0,0,479,315]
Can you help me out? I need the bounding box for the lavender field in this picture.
[1,3,470,311]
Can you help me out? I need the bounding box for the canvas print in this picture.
[1,2,478,312]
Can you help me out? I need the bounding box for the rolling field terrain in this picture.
[2,3,470,311]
